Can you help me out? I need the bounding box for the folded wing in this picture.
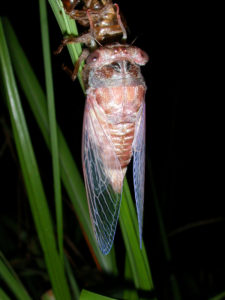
[82,100,123,255]
[133,102,146,248]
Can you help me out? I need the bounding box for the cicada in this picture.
[82,44,148,254]
[57,0,148,255]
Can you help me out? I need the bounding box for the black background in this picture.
[0,1,223,299]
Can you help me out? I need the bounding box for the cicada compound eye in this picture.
[138,49,149,65]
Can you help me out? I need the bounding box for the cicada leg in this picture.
[62,48,90,81]
[54,34,94,55]
[54,36,90,81]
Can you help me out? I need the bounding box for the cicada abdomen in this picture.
[82,44,148,254]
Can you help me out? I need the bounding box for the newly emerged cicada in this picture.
[82,44,148,254]
[57,0,148,255]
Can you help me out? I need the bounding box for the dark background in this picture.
[0,1,222,299]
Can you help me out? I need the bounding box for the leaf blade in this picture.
[120,179,154,290]
[0,253,32,300]
[79,290,117,300]
[39,0,63,260]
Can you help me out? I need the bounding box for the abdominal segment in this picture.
[100,121,135,193]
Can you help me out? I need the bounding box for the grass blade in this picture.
[120,179,154,291]
[48,0,84,90]
[0,288,11,300]
[39,0,63,261]
[0,253,31,300]
[0,18,71,300]
[64,255,80,299]
[123,254,139,300]
[209,291,225,300]
[2,18,117,274]
[79,290,117,300]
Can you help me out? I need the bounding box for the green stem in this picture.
[39,0,63,262]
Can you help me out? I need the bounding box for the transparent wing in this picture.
[82,98,123,255]
[133,102,146,248]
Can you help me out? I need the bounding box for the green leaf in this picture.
[48,0,84,90]
[0,252,31,300]
[0,18,71,300]
[0,288,11,300]
[120,179,153,291]
[39,0,63,261]
[64,255,80,299]
[79,290,117,300]
[123,254,139,300]
[209,291,225,300]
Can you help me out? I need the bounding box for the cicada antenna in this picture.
[94,38,103,48]
[131,36,138,45]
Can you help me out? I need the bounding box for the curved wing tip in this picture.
[98,234,116,255]
[97,235,115,255]
[100,244,113,255]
